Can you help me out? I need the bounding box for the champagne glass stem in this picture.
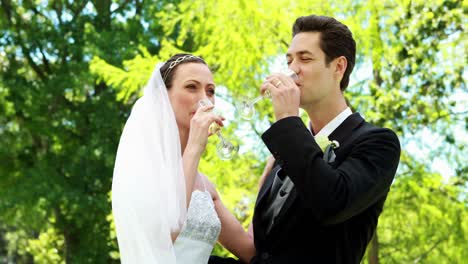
[216,131,226,145]
[251,95,264,105]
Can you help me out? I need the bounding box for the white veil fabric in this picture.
[112,63,186,264]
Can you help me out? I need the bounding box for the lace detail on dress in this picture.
[177,190,221,245]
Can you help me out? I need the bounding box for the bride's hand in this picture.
[186,104,224,155]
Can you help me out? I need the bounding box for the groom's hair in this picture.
[160,53,207,89]
[292,15,356,91]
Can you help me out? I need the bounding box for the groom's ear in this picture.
[333,56,347,84]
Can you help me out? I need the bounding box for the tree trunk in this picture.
[63,224,79,263]
[92,0,111,30]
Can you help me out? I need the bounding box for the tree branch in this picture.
[111,0,132,14]
[35,40,52,74]
[413,237,446,263]
[70,1,88,22]
[17,38,47,81]
[1,0,48,81]
[53,0,64,26]
[0,0,13,26]
[91,0,111,30]
[30,6,48,20]
[135,0,143,16]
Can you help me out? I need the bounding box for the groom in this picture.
[249,14,401,263]
[211,15,400,263]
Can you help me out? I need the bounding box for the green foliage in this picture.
[26,227,65,264]
[352,0,465,133]
[376,153,468,263]
[1,0,466,262]
[0,0,176,262]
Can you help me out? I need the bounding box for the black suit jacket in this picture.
[251,113,400,264]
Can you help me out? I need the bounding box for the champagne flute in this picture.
[198,99,239,160]
[236,69,298,120]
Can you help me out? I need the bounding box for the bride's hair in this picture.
[160,53,207,89]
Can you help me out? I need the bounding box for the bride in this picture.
[111,53,255,263]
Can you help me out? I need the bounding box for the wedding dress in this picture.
[174,190,221,264]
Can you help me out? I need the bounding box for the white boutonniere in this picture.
[315,135,340,163]
[315,135,340,152]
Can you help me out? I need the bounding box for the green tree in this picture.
[359,0,466,262]
[0,0,179,262]
[376,153,468,263]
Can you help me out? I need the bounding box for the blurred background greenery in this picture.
[0,0,466,263]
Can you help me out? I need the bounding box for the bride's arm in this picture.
[216,202,256,263]
[181,147,203,206]
[182,105,223,206]
[172,106,223,242]
[202,176,255,263]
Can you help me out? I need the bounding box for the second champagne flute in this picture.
[236,69,298,120]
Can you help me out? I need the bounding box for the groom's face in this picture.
[287,32,341,108]
[168,63,216,131]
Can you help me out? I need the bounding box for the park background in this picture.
[0,0,466,263]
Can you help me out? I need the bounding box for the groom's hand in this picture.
[261,73,300,121]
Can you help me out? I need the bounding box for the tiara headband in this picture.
[162,55,203,82]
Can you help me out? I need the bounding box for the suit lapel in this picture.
[328,112,364,146]
[254,165,282,242]
[255,165,281,209]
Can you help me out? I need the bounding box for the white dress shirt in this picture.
[313,107,352,138]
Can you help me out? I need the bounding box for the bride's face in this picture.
[168,63,216,130]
